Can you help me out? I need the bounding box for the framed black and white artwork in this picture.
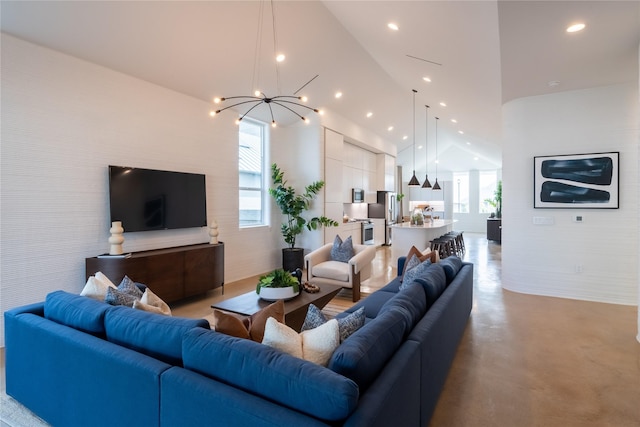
[534,152,619,209]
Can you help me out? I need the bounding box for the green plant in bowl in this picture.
[256,269,300,295]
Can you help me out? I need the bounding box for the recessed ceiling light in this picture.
[423,77,431,83]
[474,157,478,161]
[366,112,373,118]
[403,135,408,140]
[276,53,286,62]
[388,23,399,31]
[439,102,447,107]
[335,91,343,99]
[388,126,394,131]
[466,141,471,145]
[458,130,464,135]
[566,23,586,33]
[418,145,423,150]
[548,80,560,87]
[451,119,457,123]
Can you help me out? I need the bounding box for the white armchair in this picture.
[304,243,376,301]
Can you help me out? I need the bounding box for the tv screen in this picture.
[109,166,207,233]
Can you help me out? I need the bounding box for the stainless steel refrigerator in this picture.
[368,191,396,245]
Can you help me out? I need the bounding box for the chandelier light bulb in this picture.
[214,97,222,104]
[254,90,262,97]
[335,91,343,99]
[566,23,585,33]
[300,95,308,102]
[276,53,285,62]
[303,117,310,124]
[271,121,277,128]
[209,111,216,117]
[235,118,241,125]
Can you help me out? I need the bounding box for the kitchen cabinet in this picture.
[376,154,395,191]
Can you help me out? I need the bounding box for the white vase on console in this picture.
[209,219,219,244]
[109,221,125,255]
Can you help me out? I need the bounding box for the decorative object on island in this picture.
[533,152,619,209]
[422,105,432,188]
[209,219,219,244]
[432,117,442,190]
[408,89,421,187]
[108,221,125,255]
[485,180,503,218]
[256,269,300,301]
[269,163,338,271]
[411,208,424,226]
[209,1,320,127]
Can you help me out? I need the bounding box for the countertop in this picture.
[392,219,456,229]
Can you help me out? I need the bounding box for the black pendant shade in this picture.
[409,172,421,186]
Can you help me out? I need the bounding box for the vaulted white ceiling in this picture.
[2,1,638,174]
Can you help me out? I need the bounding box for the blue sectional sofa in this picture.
[4,256,473,427]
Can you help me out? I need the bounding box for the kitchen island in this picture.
[391,220,457,261]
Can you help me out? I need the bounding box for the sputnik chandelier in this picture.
[210,0,320,127]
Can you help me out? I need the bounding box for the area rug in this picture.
[0,394,48,427]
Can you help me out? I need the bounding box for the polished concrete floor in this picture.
[430,234,640,427]
[2,233,639,426]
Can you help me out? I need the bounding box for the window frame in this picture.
[238,118,268,228]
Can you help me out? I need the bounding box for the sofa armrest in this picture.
[349,245,376,275]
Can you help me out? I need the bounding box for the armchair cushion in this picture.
[312,261,350,282]
[330,235,354,262]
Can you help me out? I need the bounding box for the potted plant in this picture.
[484,180,502,218]
[269,163,338,271]
[256,269,300,301]
[396,193,405,223]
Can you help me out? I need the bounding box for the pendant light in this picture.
[422,105,432,188]
[408,89,421,187]
[432,116,442,190]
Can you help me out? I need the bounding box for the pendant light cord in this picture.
[412,89,417,172]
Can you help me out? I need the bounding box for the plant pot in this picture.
[282,248,304,272]
[257,286,299,301]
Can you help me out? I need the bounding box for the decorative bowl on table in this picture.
[256,269,301,301]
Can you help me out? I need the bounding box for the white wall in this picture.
[0,34,311,345]
[502,83,639,309]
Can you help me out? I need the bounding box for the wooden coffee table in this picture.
[211,284,343,332]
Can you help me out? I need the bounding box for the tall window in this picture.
[479,171,498,214]
[239,120,266,227]
[453,172,469,213]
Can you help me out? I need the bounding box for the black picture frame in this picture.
[533,152,619,209]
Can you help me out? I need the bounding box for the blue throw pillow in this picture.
[440,256,463,284]
[400,254,421,282]
[302,304,365,342]
[400,259,432,290]
[330,235,354,263]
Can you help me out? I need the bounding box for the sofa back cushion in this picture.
[104,306,209,366]
[44,290,110,336]
[439,256,463,284]
[328,308,408,391]
[182,328,359,422]
[379,283,427,331]
[413,263,448,308]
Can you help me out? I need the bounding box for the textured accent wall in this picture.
[502,83,639,309]
[0,34,290,345]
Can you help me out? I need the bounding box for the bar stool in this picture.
[446,231,465,256]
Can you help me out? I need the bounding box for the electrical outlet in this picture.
[573,215,583,223]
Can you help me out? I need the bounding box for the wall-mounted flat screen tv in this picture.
[109,165,207,232]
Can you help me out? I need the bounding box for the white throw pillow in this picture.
[262,317,340,366]
[95,271,117,289]
[133,300,166,315]
[80,275,116,300]
[140,288,172,316]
